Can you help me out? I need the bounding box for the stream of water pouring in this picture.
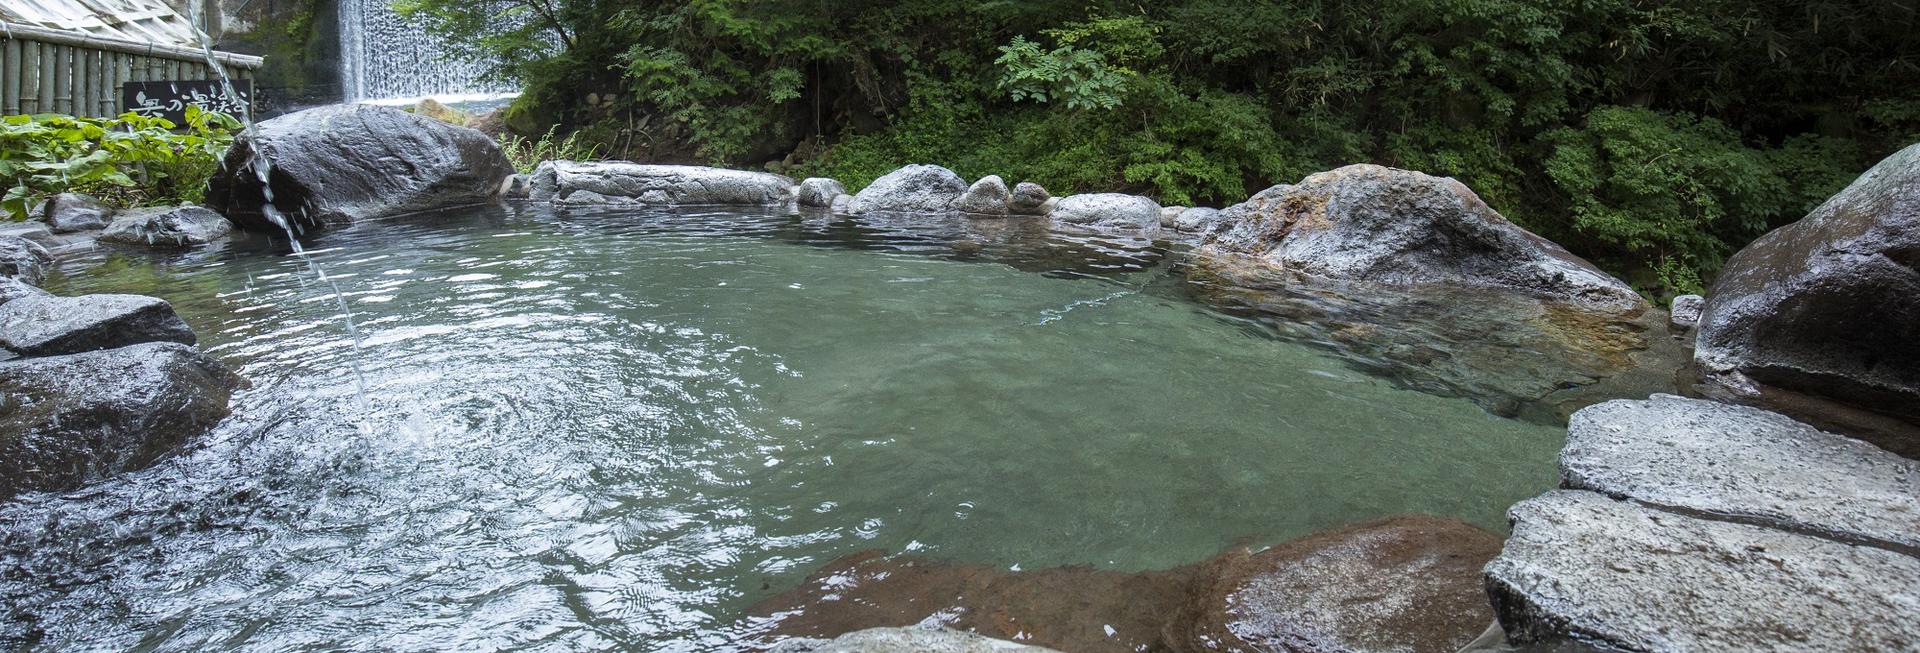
[184,5,372,411]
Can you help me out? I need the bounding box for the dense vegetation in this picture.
[0,109,239,220]
[403,0,1920,295]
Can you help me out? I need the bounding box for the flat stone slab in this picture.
[1486,491,1920,652]
[0,294,196,356]
[530,161,796,206]
[770,627,1061,653]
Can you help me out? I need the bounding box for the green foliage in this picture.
[0,108,239,220]
[498,125,603,174]
[994,36,1128,111]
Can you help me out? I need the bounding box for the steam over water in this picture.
[2,206,1563,650]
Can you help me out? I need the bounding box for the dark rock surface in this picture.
[0,294,196,356]
[1562,395,1919,554]
[1485,490,1920,653]
[848,165,968,214]
[954,175,1011,215]
[1694,142,1920,440]
[0,342,241,500]
[1049,193,1162,234]
[529,162,796,206]
[0,277,48,307]
[1667,294,1703,331]
[38,193,112,233]
[1008,182,1051,215]
[748,515,1498,653]
[799,178,847,208]
[98,206,234,248]
[1202,165,1645,314]
[206,104,514,232]
[0,236,53,285]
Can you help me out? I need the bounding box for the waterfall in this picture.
[336,0,518,102]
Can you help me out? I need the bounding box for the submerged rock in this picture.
[1485,490,1920,653]
[953,175,1011,215]
[1563,395,1919,553]
[0,277,48,306]
[769,627,1061,653]
[1667,294,1703,331]
[39,193,112,233]
[0,342,240,501]
[1694,142,1920,445]
[847,164,968,214]
[1009,182,1051,215]
[0,294,196,357]
[0,236,53,285]
[98,206,233,248]
[529,161,796,206]
[1049,193,1162,235]
[830,193,854,214]
[1203,165,1645,314]
[799,177,847,208]
[206,104,514,232]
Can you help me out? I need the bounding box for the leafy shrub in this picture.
[0,108,239,220]
[498,125,604,173]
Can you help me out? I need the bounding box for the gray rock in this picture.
[39,193,113,233]
[0,342,240,501]
[799,177,847,208]
[1049,193,1162,235]
[1203,166,1646,314]
[98,206,233,248]
[0,236,54,285]
[770,627,1061,653]
[954,175,1011,215]
[500,173,533,199]
[0,277,49,306]
[1172,207,1224,234]
[1158,205,1187,228]
[1036,196,1060,216]
[206,104,514,232]
[529,161,795,206]
[1563,395,1919,553]
[1695,142,1920,431]
[829,193,854,214]
[0,294,196,357]
[1009,182,1051,215]
[847,164,967,214]
[1668,294,1703,330]
[1485,490,1920,653]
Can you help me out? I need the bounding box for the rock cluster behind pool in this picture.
[530,161,796,206]
[847,164,970,214]
[1202,165,1646,314]
[1050,193,1162,235]
[206,104,514,232]
[99,206,234,248]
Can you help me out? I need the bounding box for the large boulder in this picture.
[39,193,113,233]
[1485,490,1920,653]
[1203,165,1645,314]
[1009,182,1051,215]
[98,206,233,248]
[771,627,1061,653]
[206,104,514,232]
[0,342,241,500]
[1049,193,1162,234]
[0,294,196,356]
[953,175,1011,215]
[1694,142,1920,437]
[799,177,847,208]
[847,164,968,214]
[0,277,49,306]
[1564,395,1919,552]
[529,161,796,206]
[1667,294,1704,331]
[1181,514,1502,653]
[0,236,53,285]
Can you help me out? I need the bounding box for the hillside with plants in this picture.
[399,0,1920,296]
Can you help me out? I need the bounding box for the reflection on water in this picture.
[5,205,1567,651]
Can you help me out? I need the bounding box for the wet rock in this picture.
[1667,294,1703,331]
[38,193,112,233]
[830,193,854,214]
[0,294,196,357]
[501,173,533,199]
[1159,205,1188,228]
[1173,207,1224,234]
[1563,395,1919,553]
[1009,182,1051,215]
[1485,490,1920,653]
[0,277,48,306]
[529,161,796,206]
[206,104,514,232]
[1694,142,1920,439]
[799,177,847,208]
[1203,165,1645,314]
[1049,193,1162,235]
[0,236,53,285]
[769,627,1062,653]
[848,164,967,214]
[98,206,233,248]
[954,175,1011,215]
[1182,515,1502,653]
[0,342,241,501]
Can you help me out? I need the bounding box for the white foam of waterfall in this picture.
[336,0,519,102]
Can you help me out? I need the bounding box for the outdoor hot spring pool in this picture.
[2,205,1565,650]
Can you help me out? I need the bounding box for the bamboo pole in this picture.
[37,42,55,113]
[3,38,19,114]
[74,46,91,117]
[21,40,39,114]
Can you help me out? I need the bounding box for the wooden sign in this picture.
[122,80,252,124]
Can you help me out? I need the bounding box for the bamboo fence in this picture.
[1,22,262,117]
